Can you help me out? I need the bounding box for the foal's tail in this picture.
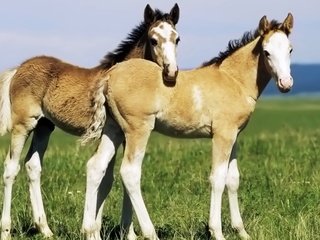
[0,68,17,135]
[80,76,107,145]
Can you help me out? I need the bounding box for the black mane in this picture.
[202,20,281,67]
[99,9,172,69]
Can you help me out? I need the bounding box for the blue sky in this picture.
[0,1,318,70]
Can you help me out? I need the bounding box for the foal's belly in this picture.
[42,97,93,136]
[43,108,91,136]
[154,119,212,138]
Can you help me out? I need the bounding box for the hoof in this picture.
[239,230,250,240]
[41,227,53,238]
[1,230,11,240]
[209,229,226,240]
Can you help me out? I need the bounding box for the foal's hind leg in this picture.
[24,118,54,237]
[1,122,34,240]
[226,142,250,239]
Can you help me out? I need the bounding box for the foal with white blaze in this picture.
[0,4,180,240]
[96,13,294,240]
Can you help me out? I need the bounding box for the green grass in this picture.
[0,97,320,239]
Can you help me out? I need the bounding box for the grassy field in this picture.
[0,97,320,240]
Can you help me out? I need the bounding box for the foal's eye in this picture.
[289,48,293,54]
[264,50,270,57]
[176,37,180,45]
[150,38,158,46]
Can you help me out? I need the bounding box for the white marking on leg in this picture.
[226,158,250,239]
[1,152,19,240]
[25,151,52,237]
[82,134,117,240]
[94,156,117,239]
[209,161,228,240]
[126,223,137,240]
[24,122,54,237]
[120,148,158,240]
[1,132,27,240]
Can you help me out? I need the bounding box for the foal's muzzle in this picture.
[277,75,293,93]
[163,64,178,83]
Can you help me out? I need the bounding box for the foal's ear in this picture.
[144,4,155,25]
[280,13,294,35]
[258,15,269,36]
[169,3,180,25]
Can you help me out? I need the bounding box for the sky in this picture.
[0,1,319,70]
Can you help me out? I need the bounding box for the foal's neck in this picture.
[97,32,150,70]
[219,37,271,100]
[124,34,152,61]
[124,45,145,61]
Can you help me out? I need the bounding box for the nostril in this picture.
[163,64,169,75]
[279,76,293,89]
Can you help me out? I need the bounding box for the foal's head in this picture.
[258,13,294,93]
[144,4,180,82]
[100,4,180,82]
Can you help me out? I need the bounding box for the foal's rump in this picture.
[7,56,107,140]
[39,59,105,136]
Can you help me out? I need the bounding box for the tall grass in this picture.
[0,98,320,239]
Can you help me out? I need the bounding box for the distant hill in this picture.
[263,64,320,96]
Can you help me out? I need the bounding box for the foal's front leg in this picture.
[95,145,137,240]
[208,130,237,240]
[24,118,54,237]
[120,128,158,240]
[82,120,124,240]
[226,142,250,239]
[120,186,136,240]
[119,141,137,240]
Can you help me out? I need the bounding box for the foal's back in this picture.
[11,56,103,135]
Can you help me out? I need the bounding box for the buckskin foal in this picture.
[91,13,294,240]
